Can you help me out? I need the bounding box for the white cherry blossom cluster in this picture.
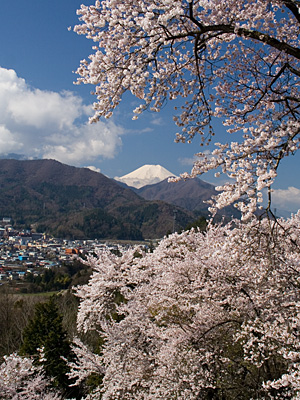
[70,213,300,399]
[0,353,60,399]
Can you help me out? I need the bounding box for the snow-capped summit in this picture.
[115,164,177,189]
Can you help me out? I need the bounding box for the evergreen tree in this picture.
[20,297,73,392]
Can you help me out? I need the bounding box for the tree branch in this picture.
[283,0,300,24]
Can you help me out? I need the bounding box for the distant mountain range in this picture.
[116,164,239,219]
[0,159,195,240]
[0,160,240,240]
[136,178,216,215]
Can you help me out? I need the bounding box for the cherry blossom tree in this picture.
[0,353,61,399]
[3,2,298,397]
[73,0,300,218]
[62,4,300,397]
[69,212,300,399]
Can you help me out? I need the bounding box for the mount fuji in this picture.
[115,164,241,219]
[114,164,177,189]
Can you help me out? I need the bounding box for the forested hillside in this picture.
[0,159,195,239]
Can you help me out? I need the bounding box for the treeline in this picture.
[0,259,92,359]
[22,260,92,293]
[0,290,78,356]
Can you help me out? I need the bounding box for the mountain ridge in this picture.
[134,177,240,219]
[0,159,195,239]
[114,164,240,219]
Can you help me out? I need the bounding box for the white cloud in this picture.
[85,166,101,173]
[270,187,300,213]
[151,117,164,126]
[179,156,198,166]
[179,151,211,167]
[0,67,123,165]
[8,89,82,130]
[0,125,22,152]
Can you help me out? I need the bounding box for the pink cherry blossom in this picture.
[70,213,300,399]
[0,353,61,399]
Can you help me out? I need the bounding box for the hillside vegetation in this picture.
[0,159,195,239]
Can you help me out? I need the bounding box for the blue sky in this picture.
[0,0,300,214]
